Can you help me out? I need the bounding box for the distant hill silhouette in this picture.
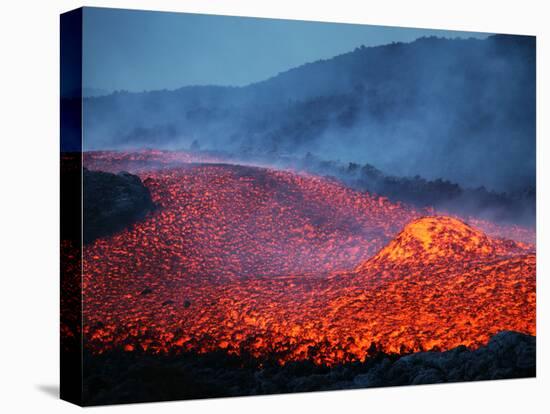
[83,87,111,98]
[81,34,535,194]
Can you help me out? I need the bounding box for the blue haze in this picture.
[82,7,490,92]
[80,8,535,198]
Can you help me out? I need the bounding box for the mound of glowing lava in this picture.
[79,154,535,366]
[362,216,530,268]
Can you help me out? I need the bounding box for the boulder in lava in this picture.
[83,169,155,243]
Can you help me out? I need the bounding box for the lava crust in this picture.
[80,151,535,366]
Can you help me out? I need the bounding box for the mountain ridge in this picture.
[81,34,535,194]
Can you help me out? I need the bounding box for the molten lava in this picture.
[79,151,536,366]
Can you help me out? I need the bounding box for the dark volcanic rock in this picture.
[352,331,535,387]
[82,331,535,405]
[83,169,155,243]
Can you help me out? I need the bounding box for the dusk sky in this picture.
[82,7,491,92]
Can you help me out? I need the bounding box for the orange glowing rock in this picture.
[79,152,536,366]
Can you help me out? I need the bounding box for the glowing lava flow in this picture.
[81,152,536,365]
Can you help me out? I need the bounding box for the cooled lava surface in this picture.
[80,151,536,366]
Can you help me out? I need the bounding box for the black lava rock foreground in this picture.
[82,331,535,405]
[83,169,155,243]
[350,331,535,387]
